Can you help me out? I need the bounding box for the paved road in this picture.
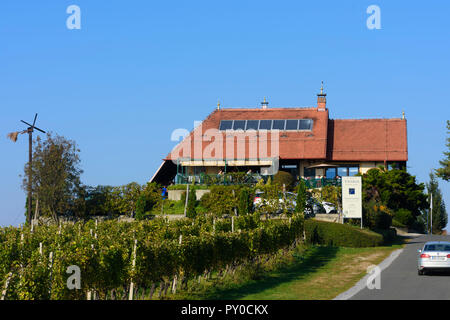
[351,234,450,300]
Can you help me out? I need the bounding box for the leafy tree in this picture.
[273,171,295,190]
[238,187,253,215]
[22,133,83,222]
[186,187,197,218]
[362,200,392,230]
[362,168,428,220]
[200,186,238,217]
[436,120,450,181]
[393,208,414,227]
[255,184,281,216]
[427,172,448,234]
[134,183,160,220]
[295,179,307,214]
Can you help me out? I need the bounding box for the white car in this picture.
[418,241,450,275]
[253,191,325,216]
[321,202,337,214]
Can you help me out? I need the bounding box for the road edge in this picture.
[333,248,404,300]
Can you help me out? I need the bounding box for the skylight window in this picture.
[285,120,298,130]
[272,120,285,130]
[299,119,313,130]
[219,119,313,131]
[233,120,246,130]
[246,120,259,130]
[219,120,233,130]
[259,120,272,130]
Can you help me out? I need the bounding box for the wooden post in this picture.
[149,283,156,299]
[184,184,189,217]
[232,189,237,216]
[48,252,54,297]
[1,272,13,300]
[158,282,164,298]
[31,197,39,233]
[129,239,138,300]
[172,234,183,294]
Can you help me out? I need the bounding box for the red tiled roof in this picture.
[327,118,408,161]
[165,108,408,163]
[166,107,330,161]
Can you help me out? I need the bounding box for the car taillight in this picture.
[420,253,430,258]
[447,254,450,258]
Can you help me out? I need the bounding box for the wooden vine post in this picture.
[129,239,138,300]
[233,189,238,216]
[183,184,189,217]
[1,273,13,300]
[48,252,54,298]
[172,234,182,294]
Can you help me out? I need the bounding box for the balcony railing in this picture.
[303,178,342,189]
[175,173,341,188]
[175,173,268,186]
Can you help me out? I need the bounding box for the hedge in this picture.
[304,220,384,247]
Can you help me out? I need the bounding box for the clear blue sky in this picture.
[0,0,448,227]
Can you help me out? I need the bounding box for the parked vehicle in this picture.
[321,201,337,214]
[253,191,325,217]
[418,241,450,275]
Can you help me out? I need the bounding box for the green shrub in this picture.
[363,200,392,230]
[391,219,406,229]
[186,188,197,218]
[295,180,307,214]
[134,183,161,220]
[200,186,241,217]
[321,185,341,205]
[273,171,295,190]
[394,208,414,227]
[304,220,383,247]
[238,188,254,215]
[373,228,397,244]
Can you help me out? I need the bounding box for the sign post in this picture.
[342,176,363,228]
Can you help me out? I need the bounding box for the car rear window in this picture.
[424,244,450,251]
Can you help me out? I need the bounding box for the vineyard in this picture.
[0,214,304,300]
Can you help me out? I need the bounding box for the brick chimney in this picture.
[317,81,327,111]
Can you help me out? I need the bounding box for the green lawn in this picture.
[179,243,403,300]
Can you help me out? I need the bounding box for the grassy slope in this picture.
[180,242,403,300]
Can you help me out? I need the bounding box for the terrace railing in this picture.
[302,178,342,189]
[175,172,268,186]
[175,173,341,188]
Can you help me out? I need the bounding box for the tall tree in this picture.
[362,168,428,220]
[427,172,448,234]
[22,133,83,222]
[436,120,450,181]
[295,179,307,215]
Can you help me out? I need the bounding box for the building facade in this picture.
[151,88,407,185]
